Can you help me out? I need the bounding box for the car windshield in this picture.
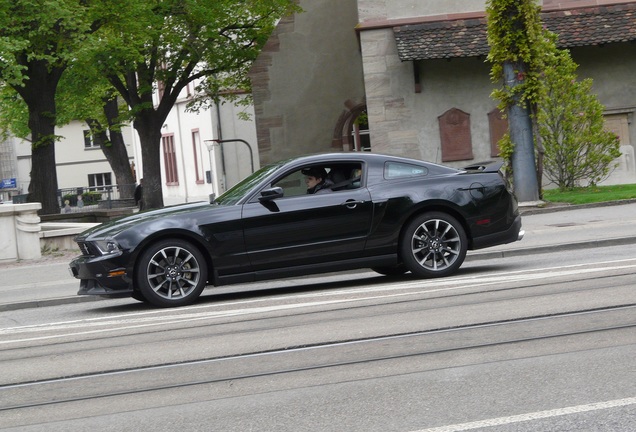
[214,162,283,205]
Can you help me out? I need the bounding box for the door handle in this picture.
[341,199,365,209]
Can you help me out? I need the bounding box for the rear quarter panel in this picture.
[364,171,516,255]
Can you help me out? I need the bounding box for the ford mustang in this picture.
[69,153,523,307]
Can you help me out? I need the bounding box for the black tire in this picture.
[399,212,467,278]
[131,290,148,303]
[371,264,409,276]
[136,239,208,307]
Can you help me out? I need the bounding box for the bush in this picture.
[538,50,621,190]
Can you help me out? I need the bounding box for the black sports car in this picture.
[69,153,523,307]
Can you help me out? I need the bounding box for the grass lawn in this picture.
[542,184,636,205]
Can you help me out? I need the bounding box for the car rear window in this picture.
[384,162,428,179]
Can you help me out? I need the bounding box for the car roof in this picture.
[280,152,460,173]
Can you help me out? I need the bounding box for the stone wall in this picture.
[250,0,366,164]
[358,0,485,22]
[357,0,636,175]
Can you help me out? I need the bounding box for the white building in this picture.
[146,91,259,206]
[2,90,258,209]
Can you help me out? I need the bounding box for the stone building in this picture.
[251,0,636,184]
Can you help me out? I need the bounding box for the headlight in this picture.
[93,238,122,256]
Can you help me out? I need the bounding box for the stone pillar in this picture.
[15,203,42,260]
[0,203,42,262]
[0,204,18,261]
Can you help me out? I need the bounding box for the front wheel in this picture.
[400,212,467,278]
[136,239,208,307]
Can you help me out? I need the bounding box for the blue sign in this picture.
[0,178,16,189]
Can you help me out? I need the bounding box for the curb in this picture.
[0,295,103,313]
[467,235,636,261]
[519,198,636,216]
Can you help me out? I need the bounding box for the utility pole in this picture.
[486,0,542,203]
[504,62,540,203]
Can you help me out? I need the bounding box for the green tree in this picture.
[0,0,105,214]
[538,49,621,190]
[88,0,299,209]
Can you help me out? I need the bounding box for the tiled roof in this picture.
[394,3,636,61]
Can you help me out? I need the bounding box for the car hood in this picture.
[76,201,213,240]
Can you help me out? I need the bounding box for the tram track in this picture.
[1,268,634,347]
[2,304,635,412]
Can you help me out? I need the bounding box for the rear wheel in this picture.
[400,212,467,278]
[136,239,208,307]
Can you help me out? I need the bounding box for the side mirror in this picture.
[209,193,216,204]
[259,187,283,202]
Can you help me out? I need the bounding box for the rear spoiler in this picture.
[462,160,504,173]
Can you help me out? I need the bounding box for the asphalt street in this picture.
[1,200,635,312]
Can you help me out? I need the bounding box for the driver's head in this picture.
[302,167,327,189]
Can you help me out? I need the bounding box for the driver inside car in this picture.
[302,167,334,194]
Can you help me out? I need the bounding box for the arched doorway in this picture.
[332,100,370,152]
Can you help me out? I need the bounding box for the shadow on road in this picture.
[87,264,510,314]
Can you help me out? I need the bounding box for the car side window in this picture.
[272,170,307,198]
[384,162,428,179]
[270,163,364,198]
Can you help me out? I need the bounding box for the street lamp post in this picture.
[205,138,255,200]
[210,138,255,174]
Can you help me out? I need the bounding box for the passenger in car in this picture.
[302,167,334,194]
[350,168,362,188]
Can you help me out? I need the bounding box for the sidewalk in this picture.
[469,199,636,260]
[1,200,636,312]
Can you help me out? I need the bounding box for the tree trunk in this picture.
[530,103,544,199]
[134,118,164,210]
[504,61,540,203]
[16,60,64,215]
[87,98,136,199]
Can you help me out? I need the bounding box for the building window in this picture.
[88,173,112,190]
[156,61,167,103]
[162,134,179,185]
[83,130,98,148]
[488,108,508,157]
[438,108,474,162]
[352,110,371,151]
[157,80,165,102]
[192,130,204,184]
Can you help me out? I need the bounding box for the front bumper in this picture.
[69,254,134,298]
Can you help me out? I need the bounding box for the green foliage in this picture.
[0,85,29,139]
[486,0,549,108]
[537,49,621,190]
[487,0,621,193]
[86,0,300,209]
[354,111,368,127]
[543,184,636,205]
[497,131,514,163]
[56,57,124,128]
[90,0,300,112]
[0,0,299,211]
[496,131,515,181]
[0,0,103,86]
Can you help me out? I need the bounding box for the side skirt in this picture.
[214,254,398,286]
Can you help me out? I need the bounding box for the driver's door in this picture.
[241,186,373,271]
